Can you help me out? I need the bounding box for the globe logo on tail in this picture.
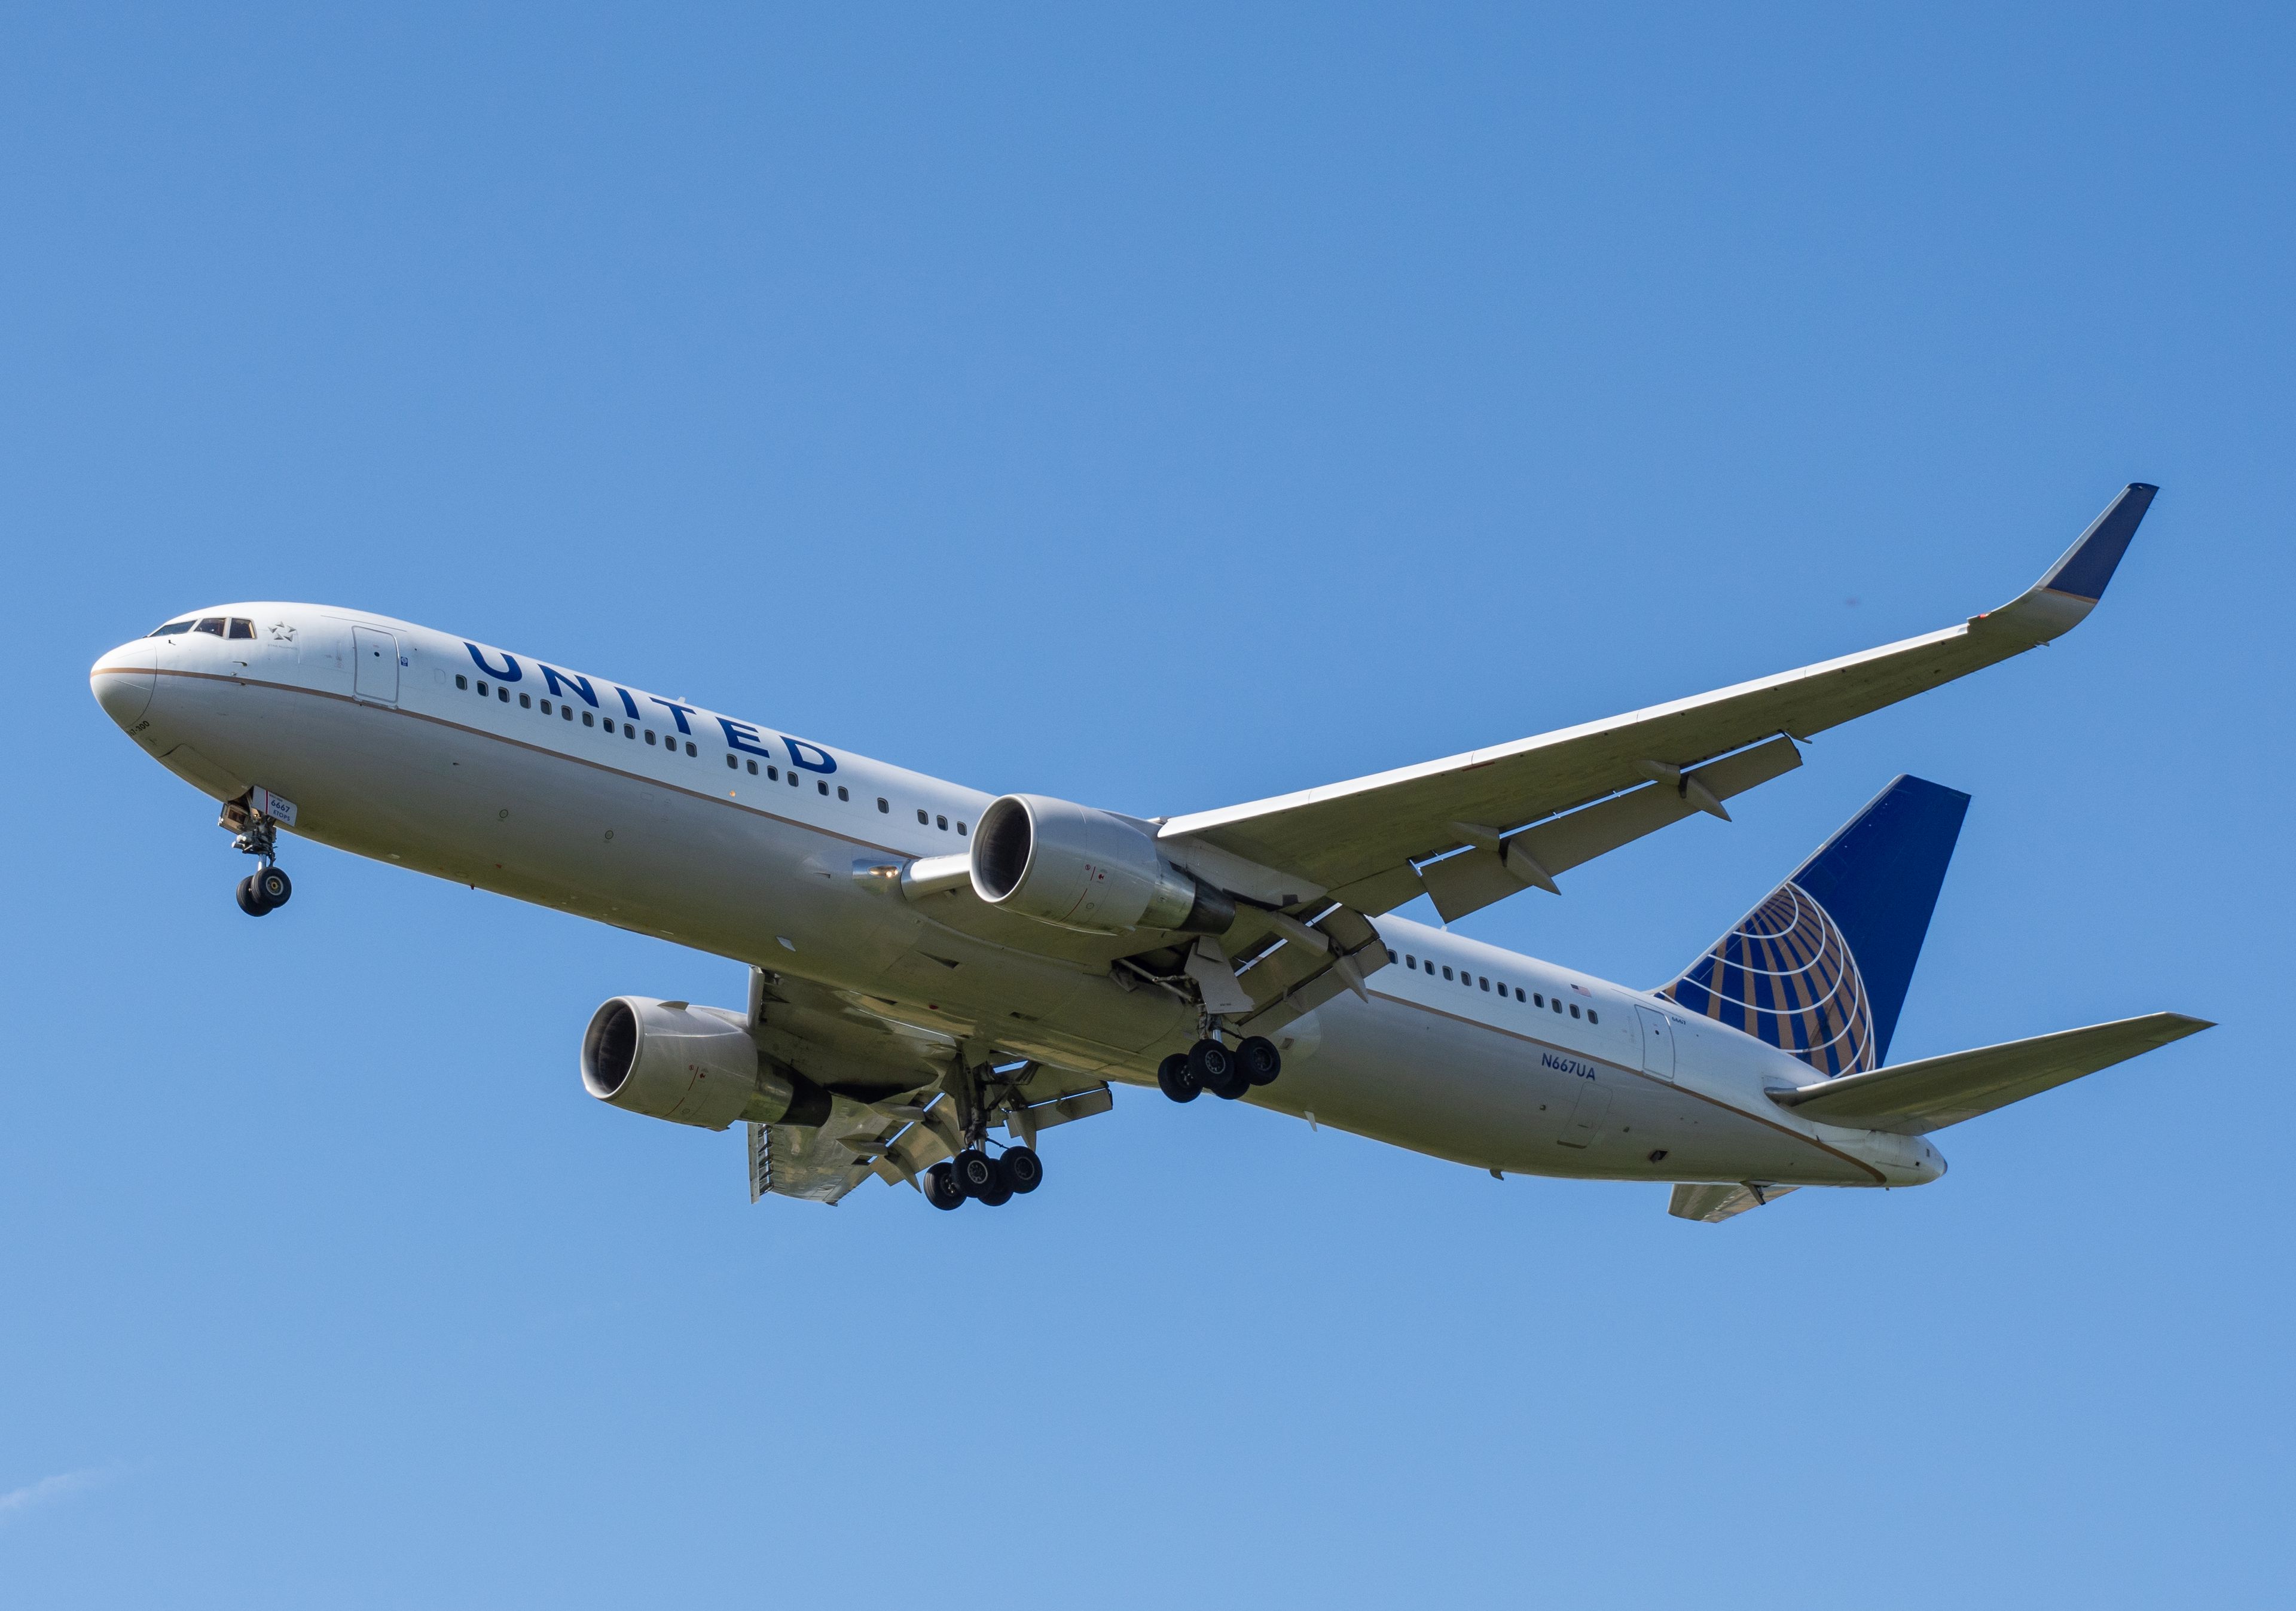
[1660,881,1877,1078]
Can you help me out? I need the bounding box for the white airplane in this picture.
[91,485,2208,1222]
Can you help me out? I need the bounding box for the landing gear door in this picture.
[353,627,399,704]
[1636,1005,1677,1081]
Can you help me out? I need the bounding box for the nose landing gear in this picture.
[220,794,294,917]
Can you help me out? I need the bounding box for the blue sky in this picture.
[4,6,2290,1605]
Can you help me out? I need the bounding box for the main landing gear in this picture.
[922,1055,1048,1212]
[1156,1034,1281,1103]
[924,1144,1043,1212]
[220,796,294,917]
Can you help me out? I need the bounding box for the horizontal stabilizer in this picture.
[1769,1012,2212,1134]
[1668,1181,1799,1223]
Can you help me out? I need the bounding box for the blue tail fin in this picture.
[1660,776,1969,1076]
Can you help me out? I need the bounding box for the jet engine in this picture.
[580,996,829,1131]
[970,794,1234,936]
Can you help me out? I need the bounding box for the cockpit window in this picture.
[227,618,254,639]
[194,618,225,636]
[148,620,196,637]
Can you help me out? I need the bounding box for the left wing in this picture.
[1160,485,2157,919]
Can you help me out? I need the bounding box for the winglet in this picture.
[2035,482,2158,602]
[1981,483,2159,643]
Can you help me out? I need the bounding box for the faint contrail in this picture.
[0,1468,111,1520]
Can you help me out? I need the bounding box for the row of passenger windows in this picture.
[451,670,968,829]
[1397,951,1597,1023]
[459,672,703,755]
[150,617,254,639]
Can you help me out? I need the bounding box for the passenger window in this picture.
[877,798,890,813]
[456,674,468,690]
[747,760,759,775]
[477,681,488,696]
[498,687,509,703]
[1442,966,1453,981]
[1516,987,1526,1002]
[148,620,196,636]
[625,724,636,738]
[836,785,848,801]
[1479,976,1489,990]
[228,619,254,639]
[541,699,552,714]
[195,618,224,635]
[770,767,780,781]
[957,822,968,835]
[1552,999,1562,1013]
[582,711,594,727]
[685,742,697,757]
[1406,956,1416,970]
[817,780,829,795]
[645,730,657,745]
[561,706,573,721]
[520,693,532,708]
[1570,1004,1581,1018]
[787,771,798,786]
[918,809,929,825]
[1587,1010,1599,1024]
[726,755,737,770]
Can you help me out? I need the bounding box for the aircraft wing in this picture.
[1768,1012,2212,1134]
[1159,486,2158,920]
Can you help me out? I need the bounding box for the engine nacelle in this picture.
[580,997,828,1132]
[970,794,1234,936]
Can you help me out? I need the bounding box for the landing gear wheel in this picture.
[924,1162,966,1210]
[1238,1036,1282,1087]
[236,875,270,917]
[976,1161,1016,1207]
[252,866,292,909]
[1192,1038,1248,1100]
[952,1149,1000,1198]
[1156,1052,1202,1104]
[1002,1145,1043,1194]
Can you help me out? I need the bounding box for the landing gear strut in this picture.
[221,796,294,917]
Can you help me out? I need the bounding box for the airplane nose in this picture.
[91,640,157,729]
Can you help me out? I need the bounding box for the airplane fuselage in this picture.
[91,604,1944,1192]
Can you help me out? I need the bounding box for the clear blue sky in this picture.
[5,7,2289,1605]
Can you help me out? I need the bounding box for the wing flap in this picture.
[1421,736,1803,923]
[1770,1012,2211,1134]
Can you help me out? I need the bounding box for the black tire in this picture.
[1192,1038,1248,1100]
[236,876,269,917]
[976,1163,1015,1207]
[1156,1052,1202,1104]
[924,1162,965,1210]
[1238,1036,1282,1086]
[1002,1145,1043,1194]
[254,866,292,908]
[952,1149,999,1198]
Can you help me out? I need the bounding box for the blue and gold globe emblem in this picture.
[1660,882,1877,1078]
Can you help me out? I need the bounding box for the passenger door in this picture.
[1636,1006,1677,1081]
[353,627,399,703]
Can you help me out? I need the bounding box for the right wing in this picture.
[1768,1012,2212,1134]
[1161,485,2160,921]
